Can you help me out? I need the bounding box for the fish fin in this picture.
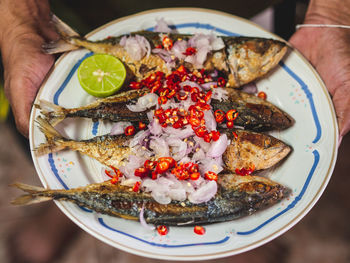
[34,116,68,155]
[11,195,52,206]
[35,100,66,126]
[10,183,52,206]
[43,39,79,54]
[10,182,46,193]
[43,14,81,54]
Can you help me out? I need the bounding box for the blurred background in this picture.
[1,0,349,262]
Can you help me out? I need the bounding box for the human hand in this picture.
[0,0,57,137]
[289,1,350,144]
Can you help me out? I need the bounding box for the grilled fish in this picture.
[36,88,294,131]
[35,117,291,173]
[45,15,287,87]
[11,173,290,225]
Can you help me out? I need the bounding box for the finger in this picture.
[3,33,54,137]
[333,88,350,137]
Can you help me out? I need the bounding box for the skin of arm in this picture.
[289,0,350,143]
[0,0,57,137]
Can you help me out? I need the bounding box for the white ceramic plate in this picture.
[29,8,338,260]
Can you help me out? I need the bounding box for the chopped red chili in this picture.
[138,121,146,130]
[217,77,226,87]
[226,109,238,121]
[204,171,218,181]
[157,225,169,235]
[134,167,150,178]
[194,226,206,235]
[235,165,255,176]
[214,109,225,123]
[124,125,136,136]
[190,172,200,180]
[156,160,170,174]
[257,91,267,100]
[211,130,221,141]
[226,121,234,129]
[183,47,197,56]
[162,36,173,50]
[132,181,141,192]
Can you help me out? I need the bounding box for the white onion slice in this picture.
[154,18,173,33]
[150,137,169,157]
[212,87,228,101]
[188,181,217,204]
[110,121,132,135]
[120,35,151,60]
[139,206,155,230]
[242,82,258,94]
[148,119,162,135]
[204,110,217,132]
[207,134,228,158]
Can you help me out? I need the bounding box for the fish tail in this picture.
[35,100,67,126]
[43,14,81,54]
[34,116,69,156]
[10,183,53,206]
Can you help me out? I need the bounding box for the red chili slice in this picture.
[226,109,238,121]
[151,171,158,180]
[190,172,200,180]
[129,81,141,90]
[258,91,267,100]
[162,36,173,50]
[144,160,156,170]
[183,47,197,56]
[166,89,176,98]
[194,226,206,235]
[232,131,238,139]
[194,126,207,138]
[211,130,220,141]
[214,109,225,123]
[138,121,146,130]
[134,167,150,178]
[189,117,201,127]
[124,125,136,136]
[204,90,212,102]
[105,169,114,178]
[157,225,169,235]
[172,119,184,129]
[158,157,176,168]
[132,181,141,192]
[158,96,168,105]
[156,160,170,174]
[235,165,255,176]
[176,93,188,101]
[189,163,199,173]
[110,176,119,184]
[203,132,212,143]
[217,77,226,87]
[204,171,218,181]
[226,121,234,129]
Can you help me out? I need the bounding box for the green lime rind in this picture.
[77,54,126,97]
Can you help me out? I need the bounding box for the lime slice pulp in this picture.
[77,54,126,97]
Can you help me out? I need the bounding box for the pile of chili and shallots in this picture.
[102,19,257,205]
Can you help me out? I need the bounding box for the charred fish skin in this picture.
[35,117,291,174]
[46,15,287,86]
[11,174,290,225]
[212,88,295,131]
[222,129,292,172]
[37,87,294,132]
[35,116,132,167]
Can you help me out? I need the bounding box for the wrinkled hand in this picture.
[290,19,350,144]
[0,0,57,137]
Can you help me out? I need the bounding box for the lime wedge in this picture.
[77,54,126,97]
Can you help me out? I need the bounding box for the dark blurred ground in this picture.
[1,1,350,263]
